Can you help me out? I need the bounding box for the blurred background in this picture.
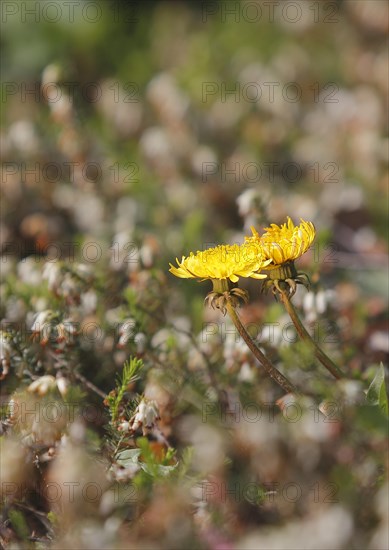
[1,0,388,548]
[1,0,388,364]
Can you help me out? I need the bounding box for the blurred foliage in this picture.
[1,1,388,549]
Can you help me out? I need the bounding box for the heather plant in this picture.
[1,2,388,549]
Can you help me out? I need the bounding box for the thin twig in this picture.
[135,302,228,410]
[73,370,107,399]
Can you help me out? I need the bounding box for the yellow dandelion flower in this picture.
[249,217,315,267]
[245,217,315,296]
[169,242,270,283]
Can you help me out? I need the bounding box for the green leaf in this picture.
[116,448,142,467]
[47,511,59,526]
[134,437,178,478]
[8,509,29,540]
[140,462,178,477]
[366,363,388,416]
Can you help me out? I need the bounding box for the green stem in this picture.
[225,299,299,395]
[279,288,345,380]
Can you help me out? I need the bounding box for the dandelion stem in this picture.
[225,299,299,395]
[278,287,345,380]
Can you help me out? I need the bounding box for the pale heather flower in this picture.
[0,331,11,364]
[117,319,136,347]
[134,332,147,354]
[42,261,62,291]
[28,375,57,396]
[31,310,55,343]
[129,399,160,435]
